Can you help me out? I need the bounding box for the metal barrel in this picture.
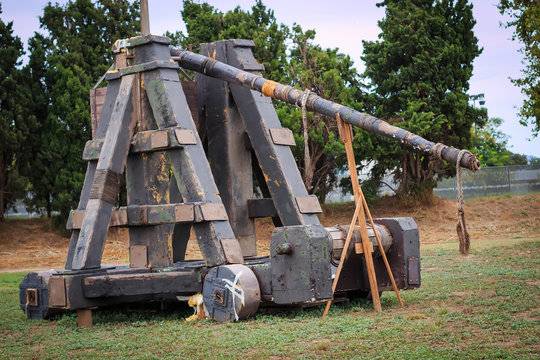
[171,47,480,171]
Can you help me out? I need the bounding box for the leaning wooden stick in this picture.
[322,198,363,319]
[362,194,405,307]
[337,114,404,307]
[337,116,382,312]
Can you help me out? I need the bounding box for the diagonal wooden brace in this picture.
[144,66,243,266]
[70,74,137,270]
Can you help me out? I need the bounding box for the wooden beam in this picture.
[70,74,136,270]
[82,127,197,160]
[247,198,277,218]
[66,203,227,229]
[226,41,321,227]
[199,41,257,257]
[65,79,122,270]
[144,61,243,266]
[82,271,201,298]
[76,309,93,328]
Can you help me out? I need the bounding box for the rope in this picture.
[222,271,245,321]
[431,142,445,160]
[301,89,312,190]
[456,150,471,255]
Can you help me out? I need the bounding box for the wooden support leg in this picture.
[71,75,137,270]
[65,80,122,270]
[337,117,381,313]
[76,309,93,328]
[144,67,243,266]
[338,115,403,307]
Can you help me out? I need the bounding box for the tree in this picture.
[362,0,487,198]
[499,0,540,136]
[20,34,54,217]
[471,117,527,166]
[179,0,288,81]
[178,1,367,200]
[26,0,140,221]
[0,4,28,220]
[279,25,365,200]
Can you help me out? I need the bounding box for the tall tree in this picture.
[20,34,54,216]
[499,0,540,136]
[178,1,365,200]
[279,25,365,200]
[180,0,288,81]
[0,4,28,220]
[362,0,486,198]
[28,0,140,221]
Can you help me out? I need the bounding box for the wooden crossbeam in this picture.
[82,127,197,160]
[66,202,228,230]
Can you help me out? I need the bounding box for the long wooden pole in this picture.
[140,0,150,35]
[337,117,382,313]
[172,48,480,172]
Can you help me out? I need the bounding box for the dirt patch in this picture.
[1,193,539,270]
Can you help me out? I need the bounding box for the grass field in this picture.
[0,237,538,359]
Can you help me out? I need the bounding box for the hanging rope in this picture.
[456,150,471,255]
[301,89,312,191]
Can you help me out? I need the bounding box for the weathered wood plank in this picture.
[89,87,107,138]
[199,41,257,257]
[70,74,136,270]
[67,203,224,229]
[82,126,196,160]
[247,198,277,218]
[144,62,244,266]
[65,79,122,270]
[126,71,171,269]
[82,271,201,298]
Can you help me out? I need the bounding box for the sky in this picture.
[2,0,539,156]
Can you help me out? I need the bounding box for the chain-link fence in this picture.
[326,164,540,203]
[434,164,540,199]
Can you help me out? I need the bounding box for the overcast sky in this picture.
[2,0,538,156]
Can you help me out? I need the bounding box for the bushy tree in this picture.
[19,34,55,217]
[362,0,487,197]
[499,0,540,136]
[0,4,28,220]
[471,117,528,166]
[177,1,366,200]
[179,0,288,81]
[25,0,140,221]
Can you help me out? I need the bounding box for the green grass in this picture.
[1,238,539,359]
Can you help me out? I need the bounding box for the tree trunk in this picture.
[397,153,435,201]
